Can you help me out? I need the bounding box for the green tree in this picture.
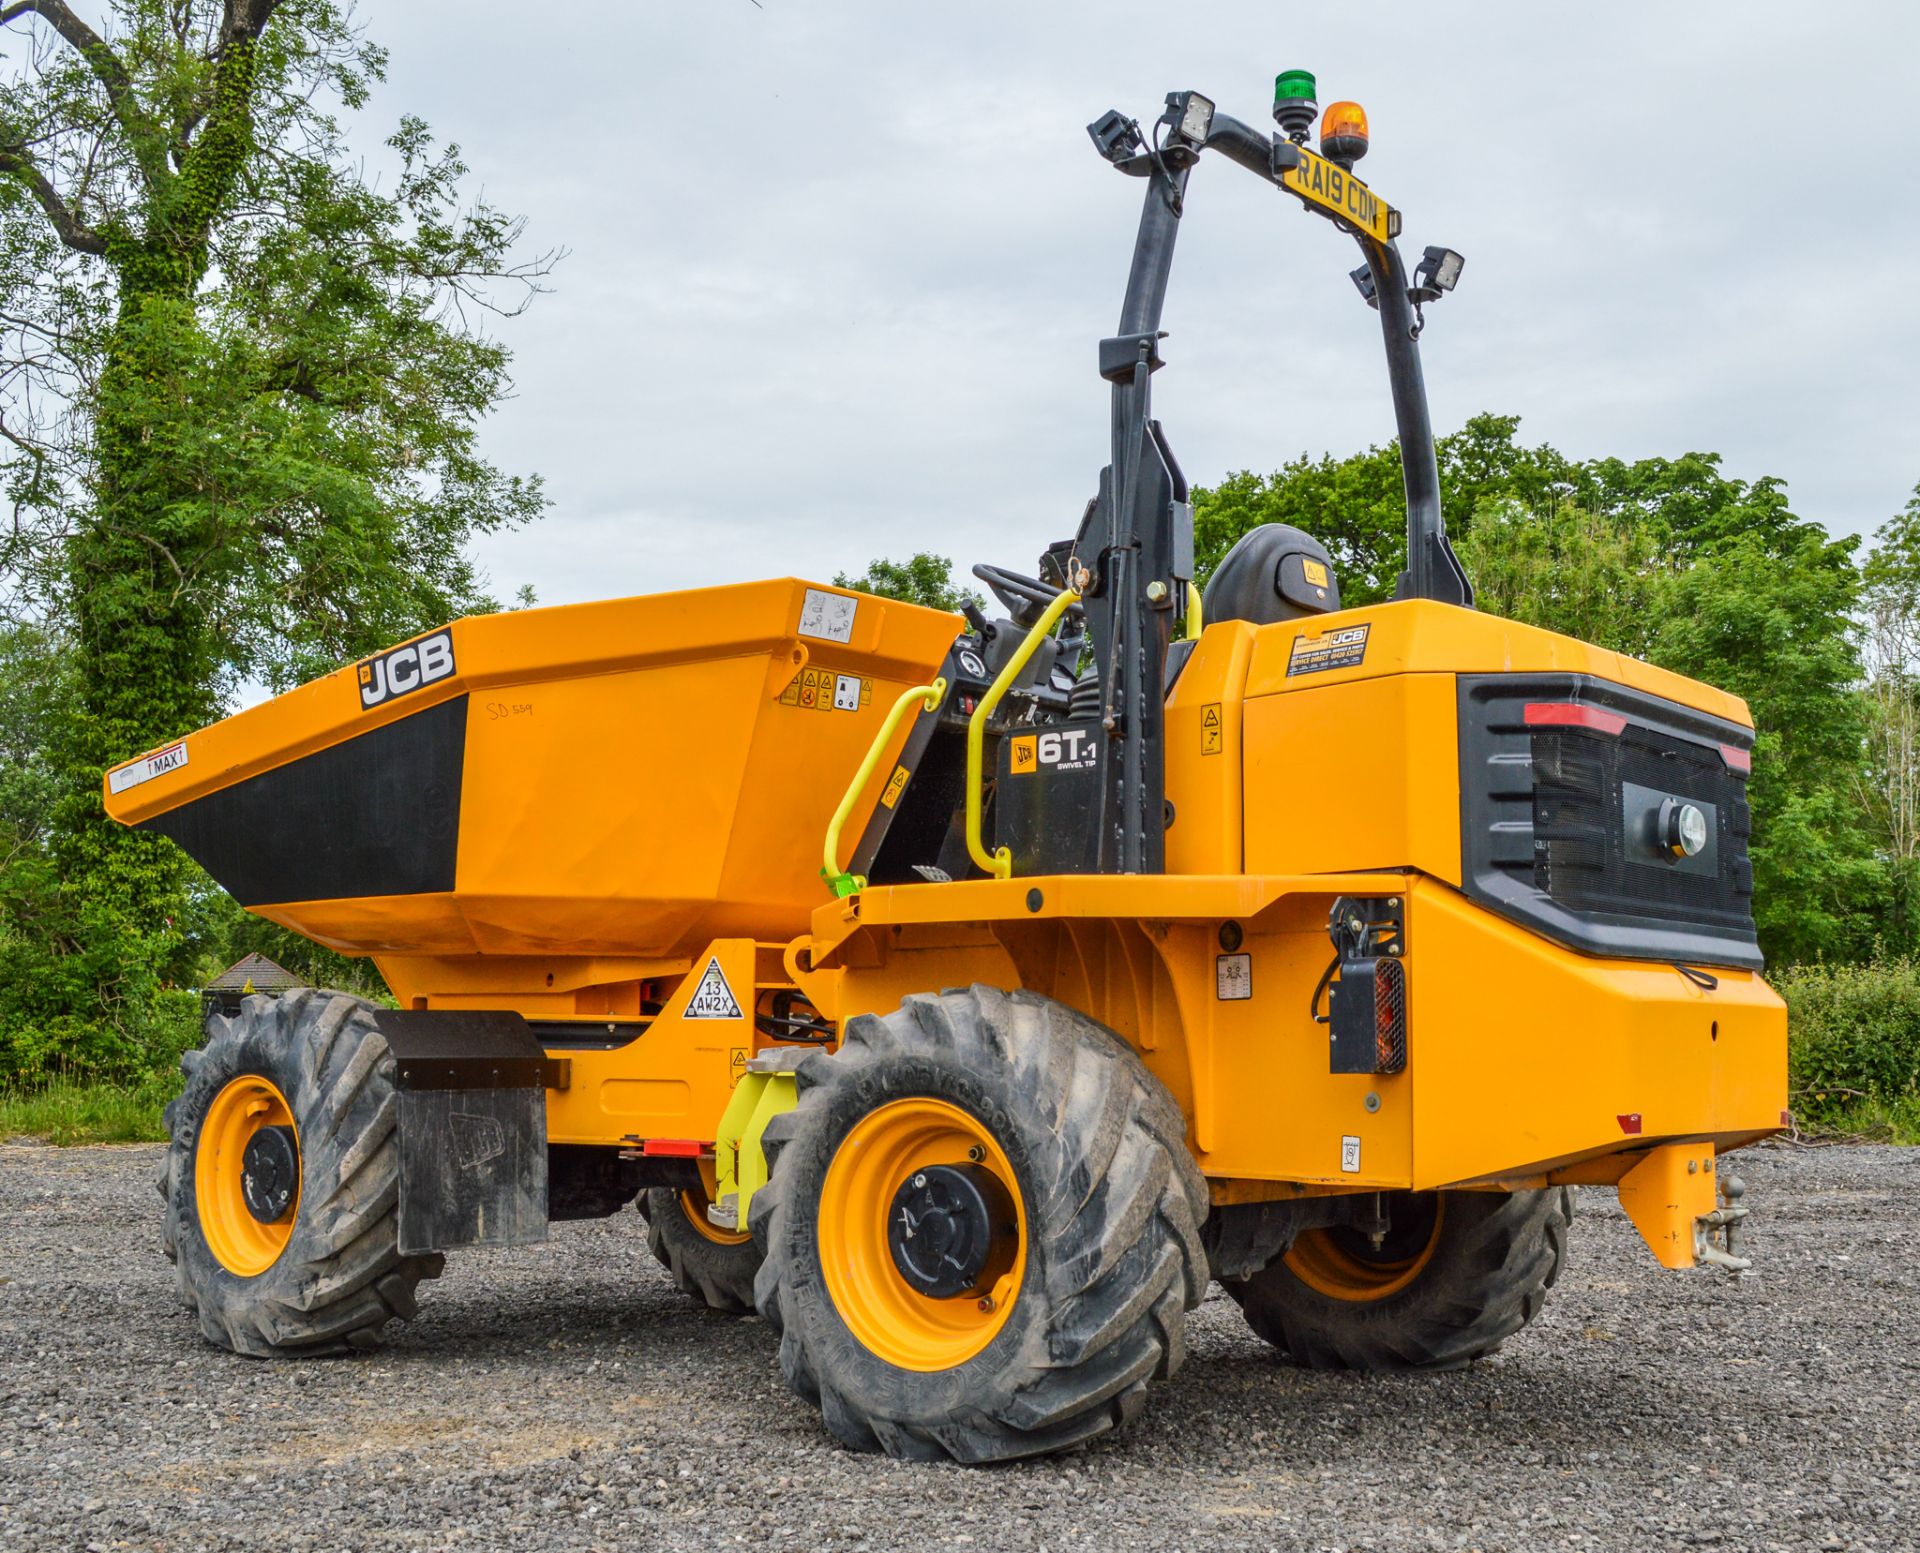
[1454,498,1668,658]
[834,552,979,612]
[1857,486,1920,951]
[1651,529,1882,963]
[0,2,549,1074]
[1192,413,1576,601]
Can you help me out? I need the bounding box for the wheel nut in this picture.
[977,1296,995,1312]
[967,1145,986,1163]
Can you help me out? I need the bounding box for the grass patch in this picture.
[1791,1091,1920,1145]
[0,1071,172,1145]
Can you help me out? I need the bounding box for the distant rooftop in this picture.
[205,953,304,995]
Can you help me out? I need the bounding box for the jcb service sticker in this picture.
[358,630,455,710]
[1286,623,1369,678]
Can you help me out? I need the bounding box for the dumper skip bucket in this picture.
[105,579,960,961]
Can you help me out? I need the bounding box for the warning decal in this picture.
[1200,703,1223,756]
[799,588,858,643]
[779,668,873,712]
[880,763,911,809]
[685,957,744,1020]
[1287,623,1370,678]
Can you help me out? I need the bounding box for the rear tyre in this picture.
[752,985,1208,1463]
[640,1185,760,1314]
[160,990,444,1357]
[1223,1187,1573,1371]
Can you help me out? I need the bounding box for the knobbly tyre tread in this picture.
[159,990,444,1357]
[750,985,1209,1463]
[1225,1187,1575,1371]
[638,1188,761,1314]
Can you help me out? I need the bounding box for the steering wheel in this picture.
[972,563,1085,624]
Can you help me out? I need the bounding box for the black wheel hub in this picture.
[887,1164,1012,1298]
[241,1124,300,1224]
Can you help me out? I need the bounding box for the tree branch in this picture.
[0,1,173,190]
[0,143,105,252]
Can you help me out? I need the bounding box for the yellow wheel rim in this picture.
[194,1074,300,1278]
[680,1186,752,1247]
[818,1097,1027,1372]
[1284,1197,1444,1303]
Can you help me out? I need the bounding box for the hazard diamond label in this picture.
[685,957,744,1020]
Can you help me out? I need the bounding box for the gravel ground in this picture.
[0,1141,1914,1553]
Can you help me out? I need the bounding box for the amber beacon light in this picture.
[1320,100,1370,166]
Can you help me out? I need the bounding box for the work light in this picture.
[1167,90,1214,146]
[1417,246,1465,293]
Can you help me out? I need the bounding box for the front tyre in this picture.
[639,1184,761,1313]
[160,990,444,1356]
[1224,1187,1573,1371]
[752,986,1208,1463]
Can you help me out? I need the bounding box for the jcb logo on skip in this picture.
[358,631,455,710]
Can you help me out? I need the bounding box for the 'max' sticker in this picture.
[1009,727,1097,775]
[359,630,455,710]
[1286,623,1370,678]
[108,740,189,795]
[798,588,857,643]
[685,957,744,1020]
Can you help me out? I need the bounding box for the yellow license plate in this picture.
[1281,147,1400,245]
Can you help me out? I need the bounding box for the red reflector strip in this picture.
[1617,1113,1643,1135]
[1524,702,1627,736]
[1720,743,1752,773]
[640,1139,705,1158]
[1780,1109,1793,1128]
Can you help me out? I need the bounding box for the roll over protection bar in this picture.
[1120,104,1473,609]
[1051,90,1474,881]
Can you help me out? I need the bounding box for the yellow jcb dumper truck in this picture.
[108,75,1785,1464]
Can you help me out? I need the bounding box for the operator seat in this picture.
[1201,524,1341,626]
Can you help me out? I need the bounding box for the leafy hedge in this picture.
[1780,959,1920,1139]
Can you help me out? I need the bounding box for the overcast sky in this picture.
[364,1,1920,607]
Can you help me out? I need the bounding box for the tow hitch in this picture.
[1617,1143,1753,1274]
[1695,1174,1751,1273]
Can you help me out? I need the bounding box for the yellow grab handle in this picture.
[822,677,947,895]
[1186,580,1204,641]
[965,588,1082,880]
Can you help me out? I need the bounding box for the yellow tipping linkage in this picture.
[822,677,947,897]
[965,588,1083,880]
[709,1053,804,1235]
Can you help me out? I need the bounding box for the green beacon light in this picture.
[1273,69,1318,144]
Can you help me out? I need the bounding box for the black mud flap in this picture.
[371,1010,563,1255]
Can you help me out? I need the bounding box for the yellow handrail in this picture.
[822,676,946,896]
[1186,581,1204,641]
[965,588,1083,880]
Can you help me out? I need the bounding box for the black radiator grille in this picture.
[1459,674,1761,970]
